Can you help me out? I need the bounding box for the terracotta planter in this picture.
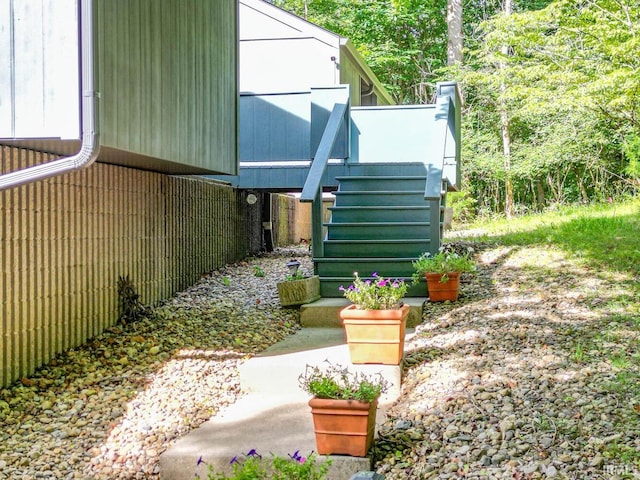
[339,304,409,365]
[276,275,321,306]
[425,272,460,302]
[308,397,378,457]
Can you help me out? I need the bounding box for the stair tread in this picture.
[335,175,426,180]
[336,189,423,193]
[314,257,419,262]
[323,221,430,226]
[319,275,416,281]
[329,205,429,210]
[324,238,428,243]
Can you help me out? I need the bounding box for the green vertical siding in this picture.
[96,0,238,175]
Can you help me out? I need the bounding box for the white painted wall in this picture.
[240,38,338,93]
[0,0,79,140]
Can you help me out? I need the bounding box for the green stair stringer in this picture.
[315,174,446,297]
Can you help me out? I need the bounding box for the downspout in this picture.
[0,0,99,191]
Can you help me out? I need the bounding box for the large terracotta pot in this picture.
[339,304,409,365]
[425,272,460,302]
[308,397,378,457]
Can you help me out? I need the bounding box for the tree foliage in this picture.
[272,0,640,213]
[458,0,640,212]
[273,0,448,103]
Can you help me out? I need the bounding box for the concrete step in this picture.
[239,328,405,405]
[159,392,374,480]
[300,297,425,327]
[160,328,413,480]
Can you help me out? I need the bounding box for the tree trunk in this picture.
[447,0,463,65]
[536,179,545,210]
[499,0,514,217]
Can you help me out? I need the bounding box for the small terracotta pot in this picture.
[425,272,460,302]
[339,304,409,365]
[308,397,378,457]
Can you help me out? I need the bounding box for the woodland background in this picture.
[273,0,640,217]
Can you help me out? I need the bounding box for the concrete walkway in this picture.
[159,300,425,480]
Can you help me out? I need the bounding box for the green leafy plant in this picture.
[221,276,231,287]
[195,449,329,480]
[412,251,476,283]
[253,265,265,277]
[339,272,407,310]
[117,274,149,324]
[298,362,389,403]
[285,271,306,281]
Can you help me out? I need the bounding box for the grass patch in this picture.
[455,197,640,279]
[451,198,640,416]
[604,440,640,466]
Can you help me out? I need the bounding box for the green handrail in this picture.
[300,101,349,202]
[424,96,451,201]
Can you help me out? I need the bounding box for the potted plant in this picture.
[276,259,321,306]
[194,449,330,479]
[299,362,389,457]
[339,272,409,365]
[412,249,476,302]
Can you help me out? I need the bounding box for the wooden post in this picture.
[311,189,324,266]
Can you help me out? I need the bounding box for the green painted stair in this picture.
[315,175,445,297]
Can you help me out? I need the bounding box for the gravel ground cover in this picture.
[0,247,311,480]
[1,242,639,480]
[375,244,640,479]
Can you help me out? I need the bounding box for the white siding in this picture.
[0,0,79,140]
[240,38,338,93]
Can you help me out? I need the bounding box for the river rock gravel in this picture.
[0,247,312,480]
[374,244,640,479]
[1,242,639,480]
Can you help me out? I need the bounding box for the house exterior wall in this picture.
[95,0,238,175]
[240,38,338,93]
[0,146,275,388]
[239,0,393,108]
[1,0,238,175]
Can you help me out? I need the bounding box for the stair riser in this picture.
[321,280,426,298]
[315,261,416,278]
[329,208,430,222]
[337,178,426,191]
[327,224,431,240]
[334,192,426,206]
[324,241,429,257]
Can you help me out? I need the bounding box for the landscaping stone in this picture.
[1,242,638,479]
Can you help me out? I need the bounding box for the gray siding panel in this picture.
[97,0,238,175]
[2,0,238,174]
[240,92,311,161]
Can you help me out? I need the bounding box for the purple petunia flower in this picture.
[229,456,238,465]
[246,449,262,459]
[288,450,306,463]
[197,456,205,466]
[377,279,388,287]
